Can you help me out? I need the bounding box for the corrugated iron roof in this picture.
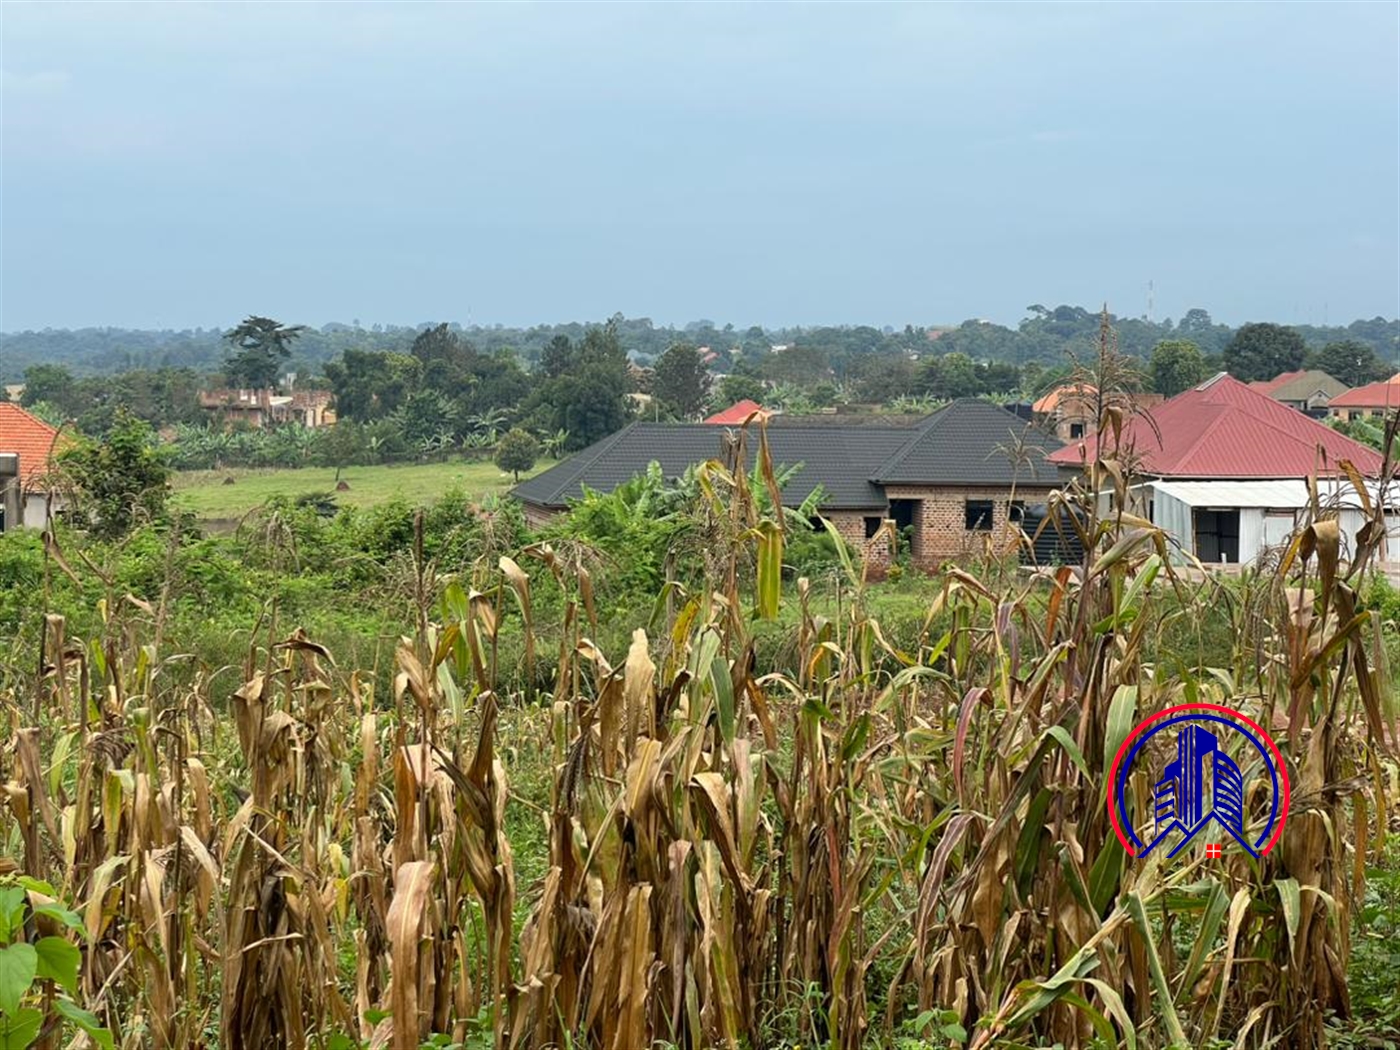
[1048,373,1384,477]
[704,400,765,424]
[0,403,61,488]
[1328,374,1400,409]
[1145,478,1397,509]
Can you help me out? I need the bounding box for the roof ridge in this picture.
[535,422,637,502]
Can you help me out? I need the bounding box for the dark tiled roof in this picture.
[513,421,912,509]
[874,399,1063,485]
[514,400,1066,511]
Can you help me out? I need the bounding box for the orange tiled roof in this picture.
[0,402,61,488]
[1032,383,1096,414]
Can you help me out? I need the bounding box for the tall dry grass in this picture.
[1,407,1396,1049]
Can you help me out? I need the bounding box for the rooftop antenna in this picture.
[1146,279,1155,323]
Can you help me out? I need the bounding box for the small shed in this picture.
[1139,478,1400,564]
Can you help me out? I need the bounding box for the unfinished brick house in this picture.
[511,399,1065,567]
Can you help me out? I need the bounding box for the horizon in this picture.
[2,301,1397,339]
[3,3,1397,331]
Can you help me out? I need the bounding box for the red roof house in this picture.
[1047,373,1384,478]
[0,402,64,530]
[1327,374,1400,421]
[0,403,61,487]
[704,400,766,425]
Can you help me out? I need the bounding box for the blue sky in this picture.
[2,1,1396,331]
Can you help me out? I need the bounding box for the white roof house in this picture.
[1134,478,1400,565]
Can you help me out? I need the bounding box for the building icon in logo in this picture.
[1147,725,1249,857]
[1108,703,1290,861]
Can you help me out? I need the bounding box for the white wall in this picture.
[22,493,49,529]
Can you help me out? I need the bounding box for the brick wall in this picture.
[884,484,1057,565]
[521,503,562,531]
[825,509,893,570]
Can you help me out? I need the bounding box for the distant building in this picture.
[0,403,63,531]
[1031,383,1163,442]
[1327,374,1400,422]
[1050,374,1396,564]
[1248,370,1348,415]
[704,400,766,425]
[198,388,335,429]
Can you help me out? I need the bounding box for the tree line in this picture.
[4,310,1395,474]
[4,305,1396,381]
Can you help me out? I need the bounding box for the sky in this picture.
[1,1,1396,333]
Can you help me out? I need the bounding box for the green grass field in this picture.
[171,457,555,519]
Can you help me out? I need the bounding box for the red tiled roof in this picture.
[1047,374,1384,477]
[0,403,61,488]
[1328,374,1400,409]
[704,400,765,425]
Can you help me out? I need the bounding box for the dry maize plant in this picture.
[0,407,1394,1050]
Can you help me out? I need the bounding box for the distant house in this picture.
[704,400,766,425]
[198,388,335,429]
[513,399,1065,566]
[1049,374,1393,564]
[1248,369,1348,414]
[0,403,63,531]
[1327,374,1400,422]
[1032,383,1163,442]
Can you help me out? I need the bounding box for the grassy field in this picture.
[172,456,555,518]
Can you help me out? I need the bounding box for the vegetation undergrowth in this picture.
[1,409,1398,1049]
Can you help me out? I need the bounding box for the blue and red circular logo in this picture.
[1108,702,1290,860]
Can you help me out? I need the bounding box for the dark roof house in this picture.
[514,399,1066,564]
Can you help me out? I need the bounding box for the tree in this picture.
[319,421,363,482]
[714,374,766,408]
[223,316,306,389]
[494,427,540,481]
[395,391,459,452]
[540,335,575,379]
[1148,339,1209,396]
[761,344,829,387]
[652,343,710,419]
[557,367,631,449]
[20,364,76,412]
[325,349,421,422]
[58,409,171,539]
[1308,340,1390,387]
[920,352,982,399]
[1222,323,1306,382]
